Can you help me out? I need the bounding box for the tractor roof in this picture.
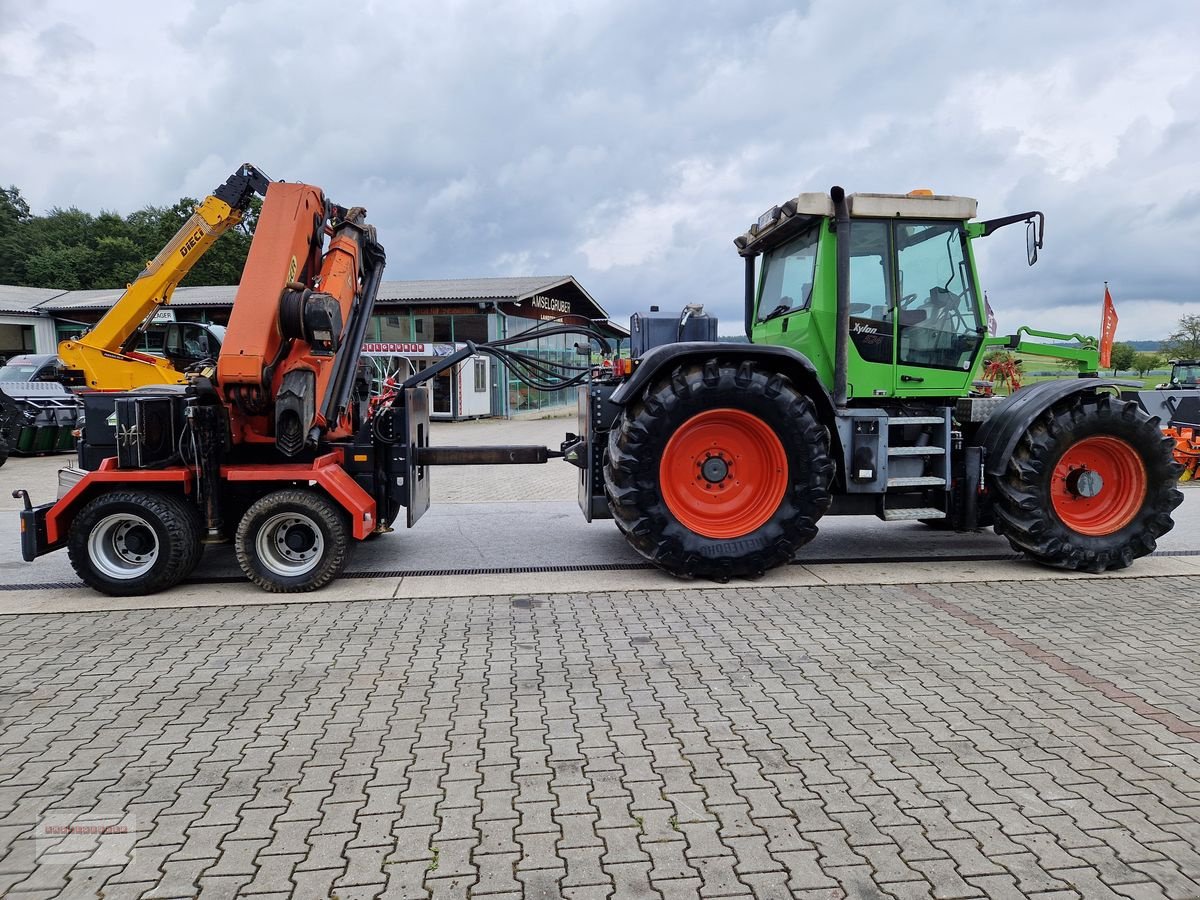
[735,190,978,257]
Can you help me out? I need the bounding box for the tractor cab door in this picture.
[844,220,900,399]
[890,221,984,396]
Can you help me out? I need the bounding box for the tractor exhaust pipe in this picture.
[831,185,850,409]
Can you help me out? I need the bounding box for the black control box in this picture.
[78,387,189,470]
[629,305,718,358]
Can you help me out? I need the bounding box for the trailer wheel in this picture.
[990,393,1182,572]
[605,360,833,581]
[235,489,351,592]
[68,491,202,596]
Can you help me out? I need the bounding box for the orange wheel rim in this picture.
[1050,435,1146,536]
[659,408,788,539]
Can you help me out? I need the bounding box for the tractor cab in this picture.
[738,191,1033,401]
[1163,360,1200,389]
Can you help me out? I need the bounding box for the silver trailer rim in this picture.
[255,512,324,578]
[88,513,160,580]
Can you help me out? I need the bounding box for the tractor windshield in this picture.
[1174,364,1200,386]
[757,226,819,320]
[894,221,982,370]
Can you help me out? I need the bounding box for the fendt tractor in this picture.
[14,177,1183,595]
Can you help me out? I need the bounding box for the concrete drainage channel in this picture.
[3,549,1200,592]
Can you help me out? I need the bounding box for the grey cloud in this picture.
[1,0,1196,344]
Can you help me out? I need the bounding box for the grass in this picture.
[1020,373,1161,389]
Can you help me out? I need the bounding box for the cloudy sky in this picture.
[2,0,1197,341]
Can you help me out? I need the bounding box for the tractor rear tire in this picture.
[605,360,833,581]
[236,489,351,592]
[68,491,203,596]
[990,392,1182,572]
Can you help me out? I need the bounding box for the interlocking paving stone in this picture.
[1,577,1199,896]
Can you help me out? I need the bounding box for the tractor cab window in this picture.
[895,221,981,370]
[1173,365,1199,386]
[757,226,819,320]
[164,323,219,364]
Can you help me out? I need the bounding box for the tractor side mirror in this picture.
[1026,219,1039,266]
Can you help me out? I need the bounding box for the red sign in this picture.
[362,342,429,354]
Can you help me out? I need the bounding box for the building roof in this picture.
[0,285,67,315]
[376,276,611,320]
[35,285,239,312]
[14,274,612,317]
[0,276,629,337]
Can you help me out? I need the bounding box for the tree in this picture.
[0,185,260,291]
[1164,314,1200,360]
[1107,341,1136,375]
[1131,352,1162,377]
[0,186,33,284]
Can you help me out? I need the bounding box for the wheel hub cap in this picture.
[1065,468,1103,499]
[284,525,316,553]
[701,455,730,484]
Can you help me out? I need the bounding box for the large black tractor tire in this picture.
[990,392,1182,572]
[68,491,203,596]
[235,489,351,592]
[605,360,834,581]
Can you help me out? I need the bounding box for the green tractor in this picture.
[576,187,1182,579]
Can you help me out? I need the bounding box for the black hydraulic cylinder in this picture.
[831,185,850,409]
[324,222,386,424]
[416,445,556,465]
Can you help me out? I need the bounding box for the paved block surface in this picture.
[1,577,1199,898]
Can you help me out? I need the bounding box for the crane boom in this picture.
[59,164,270,389]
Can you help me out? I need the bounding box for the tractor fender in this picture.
[977,378,1140,476]
[610,342,839,453]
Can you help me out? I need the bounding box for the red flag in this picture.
[1099,285,1118,369]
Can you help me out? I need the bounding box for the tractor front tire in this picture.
[990,392,1182,572]
[68,491,203,596]
[605,360,833,581]
[235,489,351,592]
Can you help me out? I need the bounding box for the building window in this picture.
[504,315,578,412]
[474,359,487,393]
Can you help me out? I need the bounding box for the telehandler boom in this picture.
[58,164,269,389]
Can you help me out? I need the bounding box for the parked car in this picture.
[0,354,67,384]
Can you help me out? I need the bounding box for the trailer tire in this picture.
[605,360,833,581]
[990,392,1182,572]
[68,491,202,596]
[236,489,351,592]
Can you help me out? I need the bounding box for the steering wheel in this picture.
[899,292,918,309]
